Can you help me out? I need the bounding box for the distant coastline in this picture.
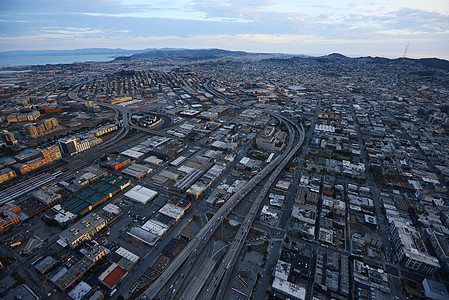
[0,54,121,67]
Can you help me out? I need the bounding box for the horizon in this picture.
[0,47,447,61]
[1,1,448,60]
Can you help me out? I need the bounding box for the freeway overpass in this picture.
[67,90,170,142]
[201,116,304,300]
[141,84,304,299]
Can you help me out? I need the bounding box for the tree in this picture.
[116,295,125,300]
[43,218,59,227]
[251,140,258,149]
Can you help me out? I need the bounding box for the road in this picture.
[350,103,404,299]
[67,89,169,148]
[201,115,303,300]
[140,91,304,300]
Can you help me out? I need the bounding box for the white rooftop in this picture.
[272,277,306,300]
[115,247,139,263]
[68,281,92,300]
[141,219,169,236]
[121,149,144,159]
[124,185,158,204]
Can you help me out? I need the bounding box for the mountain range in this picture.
[1,48,448,71]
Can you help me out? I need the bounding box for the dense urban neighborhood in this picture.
[1,49,449,300]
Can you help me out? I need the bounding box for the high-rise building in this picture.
[41,145,62,161]
[59,137,78,156]
[43,117,59,130]
[44,119,53,130]
[50,118,59,128]
[24,123,39,137]
[1,130,17,145]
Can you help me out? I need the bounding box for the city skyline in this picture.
[1,0,449,59]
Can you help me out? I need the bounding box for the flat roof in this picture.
[120,149,144,159]
[115,247,139,263]
[128,226,159,246]
[141,219,169,236]
[68,282,92,300]
[124,185,158,204]
[392,220,440,267]
[272,277,306,300]
[144,156,163,165]
[99,263,127,289]
[158,203,185,219]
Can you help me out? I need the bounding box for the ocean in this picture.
[0,54,123,67]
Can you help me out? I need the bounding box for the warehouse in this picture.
[124,185,158,205]
[120,149,144,159]
[141,219,169,237]
[158,203,185,221]
[148,140,188,160]
[144,155,163,166]
[127,226,159,246]
[121,163,152,179]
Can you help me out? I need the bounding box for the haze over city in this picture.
[1,0,449,59]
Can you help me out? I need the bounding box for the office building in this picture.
[59,137,78,156]
[390,220,440,274]
[1,130,17,145]
[25,123,39,138]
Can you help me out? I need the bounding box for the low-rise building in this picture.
[12,145,61,174]
[0,202,24,233]
[0,167,17,184]
[58,205,120,248]
[390,220,440,274]
[124,185,158,205]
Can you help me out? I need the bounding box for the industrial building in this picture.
[99,263,128,289]
[144,155,163,166]
[147,139,188,160]
[121,163,152,179]
[51,204,77,226]
[256,126,287,151]
[124,185,158,205]
[32,185,62,206]
[12,145,61,174]
[186,164,226,199]
[67,282,92,300]
[0,167,17,184]
[105,156,131,171]
[127,198,190,245]
[63,175,129,215]
[58,204,120,248]
[55,257,95,291]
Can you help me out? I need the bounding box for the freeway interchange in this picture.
[140,86,305,300]
[71,79,306,300]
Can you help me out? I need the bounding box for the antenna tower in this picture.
[402,44,409,58]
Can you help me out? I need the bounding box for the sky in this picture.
[1,0,448,59]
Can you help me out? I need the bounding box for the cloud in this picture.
[0,0,447,58]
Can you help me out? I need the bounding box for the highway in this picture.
[140,117,303,300]
[67,89,169,148]
[140,141,293,299]
[139,80,305,299]
[201,115,303,300]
